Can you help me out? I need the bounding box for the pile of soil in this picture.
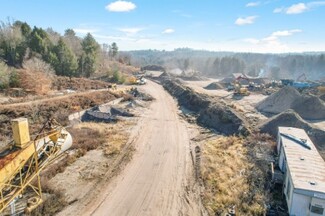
[258,109,325,151]
[219,77,234,84]
[291,95,325,120]
[163,79,250,135]
[320,94,325,102]
[198,102,249,135]
[256,86,325,120]
[256,86,300,114]
[159,72,170,78]
[52,76,111,91]
[204,82,224,90]
[178,76,209,81]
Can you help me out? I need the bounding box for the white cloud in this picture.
[118,27,144,35]
[243,38,260,44]
[271,29,302,37]
[286,3,308,14]
[73,28,98,34]
[162,28,175,34]
[235,16,258,25]
[273,7,284,13]
[244,29,302,51]
[246,2,260,7]
[105,1,136,12]
[93,33,136,41]
[274,1,325,14]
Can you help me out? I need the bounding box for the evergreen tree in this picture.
[53,38,77,77]
[110,42,118,59]
[79,33,99,77]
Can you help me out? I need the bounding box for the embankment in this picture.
[163,79,250,135]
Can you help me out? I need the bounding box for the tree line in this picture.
[0,19,120,78]
[127,49,325,80]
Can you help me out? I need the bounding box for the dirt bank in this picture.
[163,79,250,135]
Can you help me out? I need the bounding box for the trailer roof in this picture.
[279,127,325,194]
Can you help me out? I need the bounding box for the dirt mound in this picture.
[256,86,300,114]
[291,95,325,120]
[159,72,170,78]
[320,94,325,102]
[219,77,234,84]
[198,103,249,135]
[256,86,325,120]
[52,76,111,91]
[204,82,224,90]
[163,79,250,135]
[258,109,325,150]
[178,76,209,81]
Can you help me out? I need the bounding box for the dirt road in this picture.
[80,80,201,216]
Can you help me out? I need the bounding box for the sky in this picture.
[0,0,325,53]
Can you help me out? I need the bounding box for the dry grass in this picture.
[201,134,275,216]
[31,181,68,216]
[0,90,116,142]
[72,122,132,156]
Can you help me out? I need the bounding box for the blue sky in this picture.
[0,0,325,53]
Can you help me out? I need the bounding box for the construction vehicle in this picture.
[233,83,250,96]
[231,76,250,96]
[127,75,146,85]
[0,118,72,215]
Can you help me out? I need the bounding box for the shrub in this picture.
[0,61,10,89]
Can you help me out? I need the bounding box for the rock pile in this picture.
[256,86,325,120]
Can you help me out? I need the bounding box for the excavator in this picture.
[0,118,72,215]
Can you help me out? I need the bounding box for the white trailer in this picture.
[277,127,325,216]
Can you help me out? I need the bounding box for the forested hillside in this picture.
[0,19,133,90]
[127,48,325,80]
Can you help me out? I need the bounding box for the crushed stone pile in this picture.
[320,94,325,102]
[256,86,325,120]
[256,86,300,114]
[291,95,325,120]
[258,109,325,149]
[163,79,250,135]
[81,105,134,123]
[219,77,234,84]
[204,82,224,90]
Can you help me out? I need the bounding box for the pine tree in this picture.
[53,38,77,77]
[79,33,99,77]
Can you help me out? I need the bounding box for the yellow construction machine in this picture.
[0,118,72,215]
[233,82,250,96]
